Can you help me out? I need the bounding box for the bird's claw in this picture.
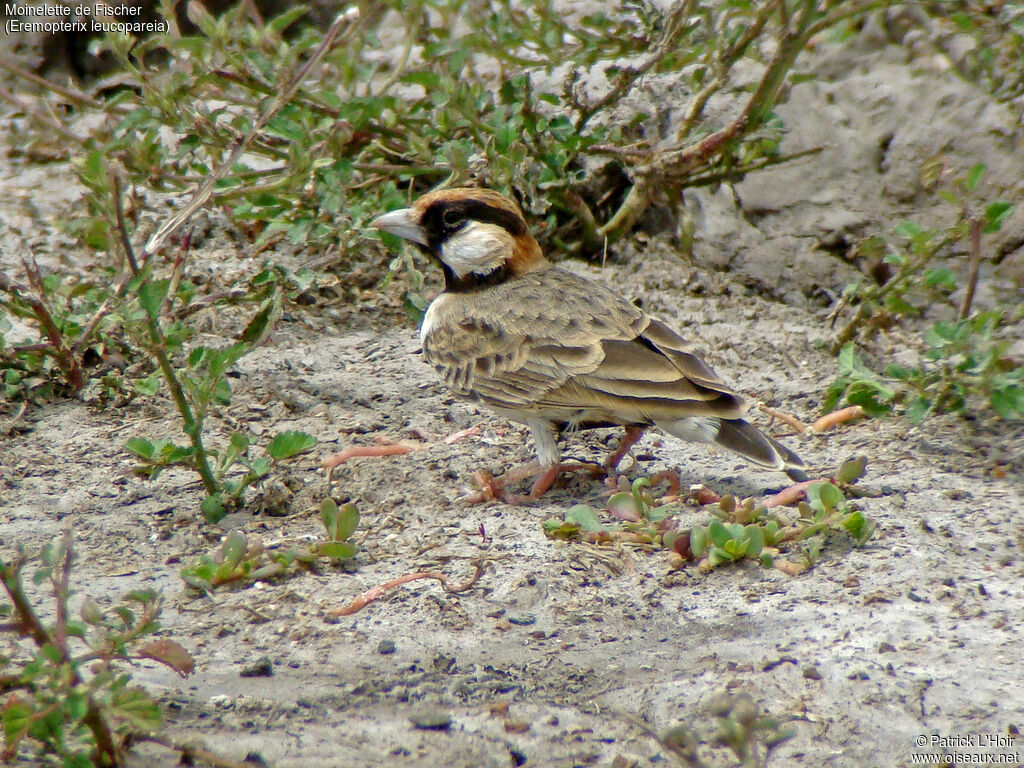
[463,461,603,505]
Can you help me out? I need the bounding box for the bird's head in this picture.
[370,188,546,290]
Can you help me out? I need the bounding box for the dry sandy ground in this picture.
[2,23,1024,768]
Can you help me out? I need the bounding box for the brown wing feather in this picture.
[421,265,745,423]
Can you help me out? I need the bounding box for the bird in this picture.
[370,187,804,501]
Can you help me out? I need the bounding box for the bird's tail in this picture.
[658,416,806,481]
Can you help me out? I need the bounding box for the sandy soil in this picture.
[2,21,1024,768]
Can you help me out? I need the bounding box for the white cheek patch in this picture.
[440,222,513,278]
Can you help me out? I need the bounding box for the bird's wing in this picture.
[421,267,746,422]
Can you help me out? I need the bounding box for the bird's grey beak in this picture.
[370,208,427,246]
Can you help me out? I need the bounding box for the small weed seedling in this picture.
[543,459,875,573]
[826,163,1021,423]
[660,691,795,768]
[0,532,193,767]
[180,499,359,592]
[543,477,676,546]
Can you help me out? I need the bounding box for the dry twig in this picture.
[328,561,486,617]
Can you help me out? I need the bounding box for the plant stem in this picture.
[111,179,219,498]
[830,231,955,354]
[1,541,122,767]
[599,0,834,244]
[959,216,982,320]
[140,10,358,260]
[2,256,85,391]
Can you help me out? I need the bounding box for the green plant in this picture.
[917,4,1024,114]
[684,501,781,569]
[543,462,875,572]
[827,310,1024,423]
[0,253,128,404]
[5,1,887,267]
[1,220,320,524]
[795,482,875,546]
[542,476,676,545]
[826,162,1021,423]
[0,532,193,767]
[180,499,360,592]
[660,691,794,768]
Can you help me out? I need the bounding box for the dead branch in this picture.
[808,405,865,432]
[328,561,486,617]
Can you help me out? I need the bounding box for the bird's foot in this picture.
[465,461,603,504]
[602,425,646,472]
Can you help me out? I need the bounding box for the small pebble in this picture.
[378,639,396,655]
[410,711,452,730]
[508,614,536,626]
[240,657,273,678]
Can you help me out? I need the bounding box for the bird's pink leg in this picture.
[466,461,601,504]
[526,465,563,499]
[603,425,646,470]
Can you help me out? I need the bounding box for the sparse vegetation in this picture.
[1,2,1022,762]
[0,0,909,522]
[825,163,1022,423]
[543,459,875,572]
[0,532,191,767]
[4,1,887,308]
[179,499,360,593]
[660,691,795,768]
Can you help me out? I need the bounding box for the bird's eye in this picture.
[442,209,465,228]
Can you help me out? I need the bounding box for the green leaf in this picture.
[542,518,582,540]
[207,343,247,377]
[133,375,161,396]
[565,505,602,533]
[211,377,232,405]
[2,699,32,747]
[201,494,226,524]
[238,289,282,346]
[842,510,875,546]
[990,386,1024,419]
[964,162,986,191]
[316,541,359,560]
[924,268,957,290]
[607,491,641,522]
[707,519,731,548]
[221,531,248,568]
[320,497,338,533]
[984,201,1013,234]
[334,503,359,541]
[813,482,843,511]
[845,380,895,418]
[883,295,919,316]
[905,396,932,424]
[267,431,317,459]
[229,432,250,454]
[836,456,868,485]
[401,71,443,89]
[138,279,169,319]
[743,525,765,558]
[125,437,154,459]
[689,526,708,557]
[266,5,308,34]
[837,342,857,375]
[894,220,921,239]
[250,457,272,477]
[109,685,163,732]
